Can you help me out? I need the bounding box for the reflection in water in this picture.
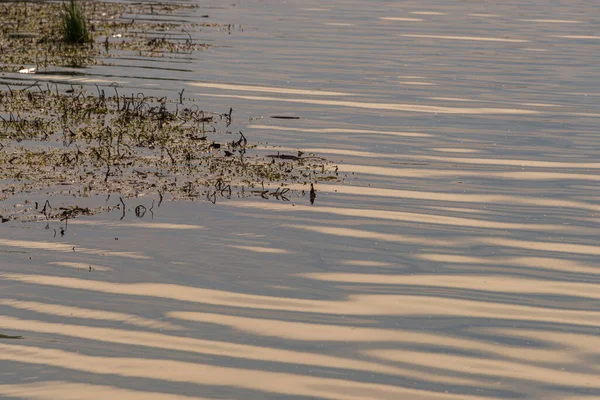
[0,381,215,400]
[338,163,600,182]
[400,34,530,43]
[555,35,600,39]
[279,183,599,212]
[291,148,600,168]
[48,261,113,272]
[367,349,595,387]
[302,273,600,299]
[0,344,485,400]
[0,239,148,259]
[379,17,424,22]
[230,201,589,233]
[0,300,183,330]
[68,221,205,230]
[0,316,410,378]
[519,19,583,23]
[1,0,600,399]
[248,124,432,137]
[340,259,394,267]
[2,272,599,323]
[190,82,356,96]
[418,254,600,274]
[227,245,289,254]
[410,11,446,15]
[195,92,540,114]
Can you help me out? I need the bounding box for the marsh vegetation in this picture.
[0,1,338,222]
[0,83,338,221]
[0,0,217,71]
[60,0,93,45]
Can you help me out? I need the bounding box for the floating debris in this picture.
[0,334,23,339]
[18,67,36,74]
[266,153,325,161]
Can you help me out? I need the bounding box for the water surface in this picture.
[1,0,599,399]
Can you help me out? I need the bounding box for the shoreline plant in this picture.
[60,0,93,44]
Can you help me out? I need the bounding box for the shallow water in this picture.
[1,0,599,399]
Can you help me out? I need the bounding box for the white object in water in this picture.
[18,67,36,74]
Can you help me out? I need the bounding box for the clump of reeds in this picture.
[60,0,92,44]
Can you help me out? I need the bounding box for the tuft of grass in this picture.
[60,0,92,44]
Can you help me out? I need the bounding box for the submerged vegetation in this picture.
[0,84,339,221]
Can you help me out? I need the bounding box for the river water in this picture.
[1,0,599,399]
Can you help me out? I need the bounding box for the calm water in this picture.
[1,1,599,399]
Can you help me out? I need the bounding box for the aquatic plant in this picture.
[0,1,216,72]
[60,0,92,44]
[0,84,340,221]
